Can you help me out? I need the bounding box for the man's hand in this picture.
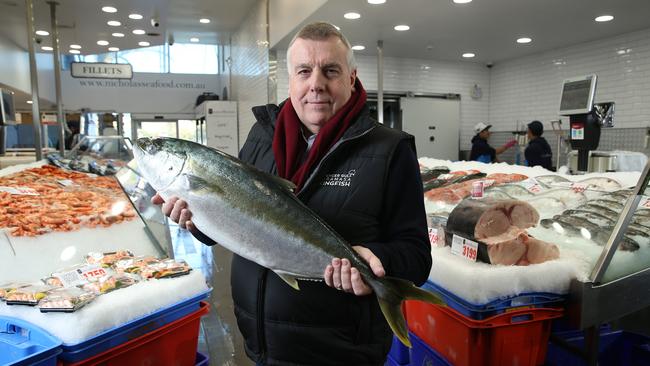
[323,246,385,296]
[151,193,197,232]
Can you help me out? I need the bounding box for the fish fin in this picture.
[275,271,300,290]
[368,276,445,348]
[185,174,224,194]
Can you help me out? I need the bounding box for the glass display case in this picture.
[0,136,170,283]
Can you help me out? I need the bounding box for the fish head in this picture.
[134,137,188,191]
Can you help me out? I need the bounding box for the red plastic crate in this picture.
[405,301,562,366]
[58,301,210,366]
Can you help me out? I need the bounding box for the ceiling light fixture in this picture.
[517,37,532,44]
[595,15,614,22]
[27,100,33,104]
[108,47,120,51]
[394,25,410,31]
[344,12,361,20]
[101,6,117,13]
[128,13,143,20]
[138,41,150,47]
[132,29,145,35]
[367,0,386,4]
[35,30,49,36]
[112,32,124,37]
[462,52,475,58]
[107,20,121,27]
[70,44,82,49]
[97,40,109,46]
[200,18,210,24]
[351,45,365,50]
[41,46,53,51]
[190,37,200,43]
[453,0,472,3]
[69,49,80,54]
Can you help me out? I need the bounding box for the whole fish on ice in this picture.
[133,137,443,347]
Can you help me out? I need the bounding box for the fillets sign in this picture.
[71,62,133,79]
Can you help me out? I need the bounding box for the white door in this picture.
[400,97,460,160]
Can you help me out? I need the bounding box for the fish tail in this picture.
[368,276,445,348]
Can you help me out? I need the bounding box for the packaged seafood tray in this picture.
[423,280,565,320]
[38,287,96,313]
[0,315,62,366]
[0,282,30,299]
[85,250,134,267]
[4,284,56,306]
[58,290,210,363]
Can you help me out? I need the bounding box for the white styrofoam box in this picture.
[231,0,269,149]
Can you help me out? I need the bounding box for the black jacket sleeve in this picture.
[362,140,432,286]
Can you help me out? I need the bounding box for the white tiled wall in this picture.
[277,52,491,150]
[230,0,270,148]
[489,27,650,133]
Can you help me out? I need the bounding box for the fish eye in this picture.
[168,166,173,171]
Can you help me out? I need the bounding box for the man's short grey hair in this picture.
[286,21,357,73]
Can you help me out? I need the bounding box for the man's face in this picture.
[527,128,534,140]
[288,37,357,134]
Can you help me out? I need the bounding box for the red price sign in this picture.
[451,234,478,262]
[571,182,588,193]
[428,228,439,246]
[81,267,107,280]
[639,197,650,209]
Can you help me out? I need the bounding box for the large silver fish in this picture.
[133,137,443,347]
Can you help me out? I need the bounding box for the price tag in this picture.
[0,186,39,195]
[638,196,650,210]
[57,179,76,187]
[428,228,439,246]
[52,264,107,287]
[451,234,478,262]
[520,178,543,193]
[482,179,496,188]
[437,173,455,180]
[570,182,588,193]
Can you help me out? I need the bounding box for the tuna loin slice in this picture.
[446,199,559,265]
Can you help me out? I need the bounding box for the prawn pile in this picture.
[0,164,137,237]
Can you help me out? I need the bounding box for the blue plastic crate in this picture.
[0,316,62,366]
[422,280,565,320]
[387,335,410,365]
[409,331,451,366]
[59,289,210,363]
[195,351,209,365]
[546,329,650,366]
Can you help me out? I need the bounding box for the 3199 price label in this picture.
[451,234,478,262]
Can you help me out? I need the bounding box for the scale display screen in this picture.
[559,75,597,115]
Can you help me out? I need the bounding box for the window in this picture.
[169,44,218,74]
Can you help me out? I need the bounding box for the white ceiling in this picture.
[0,0,257,55]
[274,0,650,64]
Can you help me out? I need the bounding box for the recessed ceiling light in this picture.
[595,15,614,22]
[367,0,386,4]
[108,47,120,51]
[517,37,532,44]
[112,32,124,37]
[69,49,80,54]
[35,30,49,36]
[462,52,475,58]
[107,20,121,27]
[101,6,117,13]
[190,37,200,43]
[199,18,210,24]
[132,29,145,35]
[394,25,410,31]
[41,46,53,51]
[27,100,33,104]
[351,45,365,51]
[70,44,82,49]
[344,12,361,20]
[128,13,143,20]
[97,40,109,46]
[453,0,472,3]
[138,41,150,47]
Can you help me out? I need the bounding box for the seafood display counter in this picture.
[418,157,650,365]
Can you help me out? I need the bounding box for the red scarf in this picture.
[273,78,367,190]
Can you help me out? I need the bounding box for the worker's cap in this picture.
[474,122,492,134]
[527,120,544,136]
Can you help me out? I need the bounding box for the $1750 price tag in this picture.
[451,234,478,262]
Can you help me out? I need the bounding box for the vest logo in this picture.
[321,170,356,187]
